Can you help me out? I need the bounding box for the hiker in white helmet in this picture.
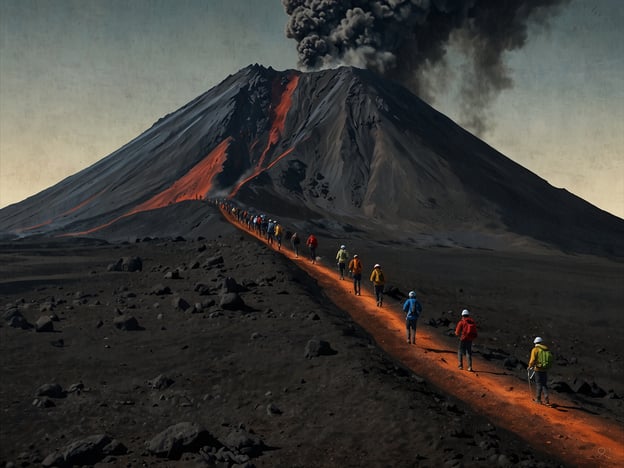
[335,244,350,280]
[369,264,385,307]
[528,336,553,406]
[402,291,422,344]
[455,309,478,371]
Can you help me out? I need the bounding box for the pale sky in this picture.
[1,0,622,218]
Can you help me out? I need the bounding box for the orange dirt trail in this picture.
[221,209,623,467]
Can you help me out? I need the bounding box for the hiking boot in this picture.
[458,365,463,370]
[467,367,473,372]
[532,398,542,405]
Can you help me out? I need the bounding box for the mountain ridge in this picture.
[1,64,622,257]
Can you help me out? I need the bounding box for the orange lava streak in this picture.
[220,207,624,468]
[63,139,232,236]
[126,137,231,216]
[228,74,299,198]
[228,147,295,198]
[256,74,299,168]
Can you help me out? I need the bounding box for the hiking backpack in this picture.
[536,347,553,370]
[463,319,478,341]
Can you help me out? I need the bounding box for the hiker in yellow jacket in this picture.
[369,263,385,307]
[528,336,552,406]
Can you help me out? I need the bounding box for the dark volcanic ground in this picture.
[1,205,622,467]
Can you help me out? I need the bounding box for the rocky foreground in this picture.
[1,218,618,467]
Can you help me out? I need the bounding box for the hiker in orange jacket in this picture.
[348,254,363,295]
[455,309,477,371]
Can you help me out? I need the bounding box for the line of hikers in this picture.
[214,199,552,405]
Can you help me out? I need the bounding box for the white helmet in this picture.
[353,254,358,258]
[341,245,346,249]
[534,336,543,344]
[409,291,416,298]
[374,263,380,268]
[461,309,470,316]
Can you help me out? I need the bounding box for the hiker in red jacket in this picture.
[455,309,477,371]
[306,234,318,264]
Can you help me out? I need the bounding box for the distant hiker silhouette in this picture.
[369,264,385,306]
[306,234,318,264]
[291,232,301,257]
[274,222,283,250]
[348,254,363,295]
[455,309,477,371]
[403,291,422,344]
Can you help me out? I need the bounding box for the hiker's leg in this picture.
[466,341,473,369]
[535,371,546,401]
[458,342,464,367]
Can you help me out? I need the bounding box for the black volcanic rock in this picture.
[0,65,621,257]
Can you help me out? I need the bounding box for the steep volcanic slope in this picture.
[0,65,622,255]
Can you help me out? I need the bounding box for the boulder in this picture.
[164,270,182,279]
[304,338,337,359]
[35,315,54,332]
[145,422,220,459]
[224,428,266,457]
[35,383,65,398]
[220,293,246,311]
[3,308,33,329]
[148,374,175,390]
[172,296,191,312]
[151,284,172,295]
[108,257,142,272]
[204,255,224,267]
[222,277,247,293]
[42,434,127,467]
[194,283,211,295]
[113,315,141,331]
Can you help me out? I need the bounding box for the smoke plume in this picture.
[282,0,570,136]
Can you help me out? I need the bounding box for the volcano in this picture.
[1,65,622,256]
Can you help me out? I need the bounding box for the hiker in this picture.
[266,219,275,245]
[306,234,318,264]
[455,309,477,371]
[369,264,385,307]
[291,232,301,257]
[274,222,282,250]
[402,291,422,344]
[335,245,350,280]
[348,254,363,295]
[528,336,552,406]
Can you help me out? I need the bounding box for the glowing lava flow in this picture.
[125,137,231,216]
[229,74,300,198]
[219,206,624,468]
[64,138,232,236]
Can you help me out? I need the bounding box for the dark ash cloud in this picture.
[282,0,571,136]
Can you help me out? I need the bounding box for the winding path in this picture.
[220,207,623,467]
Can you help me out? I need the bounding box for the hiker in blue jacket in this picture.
[402,291,422,344]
